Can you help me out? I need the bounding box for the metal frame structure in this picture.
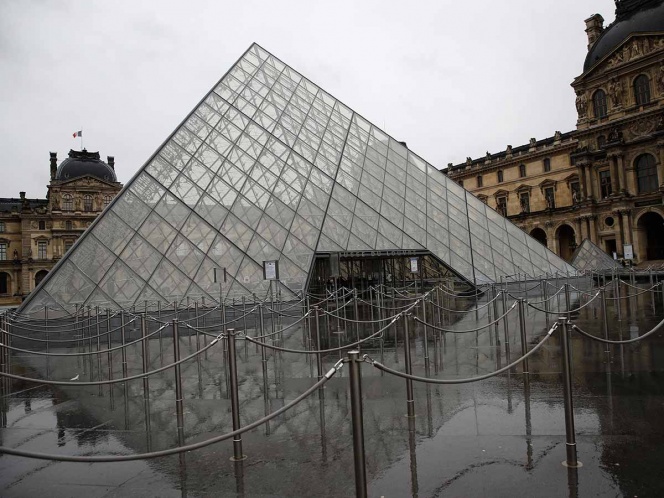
[19,43,575,313]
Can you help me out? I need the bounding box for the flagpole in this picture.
[80,127,83,150]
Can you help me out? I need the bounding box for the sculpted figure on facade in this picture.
[608,77,623,107]
[575,91,588,117]
[631,39,642,59]
[657,64,664,95]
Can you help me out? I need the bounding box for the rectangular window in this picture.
[519,164,527,178]
[496,196,507,216]
[477,175,483,188]
[599,170,612,198]
[64,241,73,254]
[570,182,580,203]
[543,158,551,173]
[544,187,555,209]
[519,192,530,213]
[0,221,5,233]
[38,241,47,260]
[0,272,7,294]
[0,243,6,261]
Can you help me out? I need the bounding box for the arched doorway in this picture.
[35,270,48,288]
[637,212,664,260]
[530,228,548,248]
[556,224,576,262]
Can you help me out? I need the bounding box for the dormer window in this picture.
[593,89,607,118]
[634,74,651,105]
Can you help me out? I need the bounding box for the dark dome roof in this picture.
[55,149,117,182]
[584,0,664,72]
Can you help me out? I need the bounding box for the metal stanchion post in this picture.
[172,319,185,450]
[518,299,529,375]
[502,291,510,361]
[348,350,367,498]
[559,316,580,468]
[404,314,415,418]
[314,306,323,380]
[227,329,246,461]
[421,297,430,375]
[601,288,610,356]
[141,314,151,436]
[354,289,360,343]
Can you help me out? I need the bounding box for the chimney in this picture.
[49,152,58,180]
[107,156,115,170]
[585,14,604,51]
[19,191,25,201]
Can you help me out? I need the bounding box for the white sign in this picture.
[623,244,634,260]
[612,252,618,260]
[264,260,278,280]
[409,257,419,273]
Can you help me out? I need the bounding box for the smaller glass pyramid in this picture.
[570,238,620,271]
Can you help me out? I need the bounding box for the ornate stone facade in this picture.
[445,0,664,265]
[0,150,122,306]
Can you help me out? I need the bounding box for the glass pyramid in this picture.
[570,238,620,271]
[20,43,575,312]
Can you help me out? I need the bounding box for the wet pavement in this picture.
[1,279,664,497]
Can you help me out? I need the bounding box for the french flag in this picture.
[72,130,82,138]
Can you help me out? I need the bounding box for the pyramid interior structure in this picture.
[20,43,576,313]
[570,238,620,271]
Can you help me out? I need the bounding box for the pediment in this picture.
[57,176,116,190]
[582,33,664,79]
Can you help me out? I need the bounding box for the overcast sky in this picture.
[0,0,616,199]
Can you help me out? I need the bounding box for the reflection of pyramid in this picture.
[21,44,574,312]
[570,238,620,271]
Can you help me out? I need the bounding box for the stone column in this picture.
[609,154,619,195]
[586,164,597,200]
[577,216,587,242]
[588,215,598,244]
[578,164,588,199]
[616,154,627,194]
[615,210,625,255]
[622,209,633,245]
[657,141,664,187]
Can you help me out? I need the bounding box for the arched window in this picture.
[634,74,651,106]
[497,170,504,183]
[476,175,483,188]
[103,195,113,208]
[519,164,527,178]
[543,158,551,172]
[635,154,659,193]
[63,194,73,211]
[83,194,93,212]
[593,90,608,118]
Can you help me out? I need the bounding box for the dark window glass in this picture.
[497,170,503,183]
[597,135,606,149]
[634,75,651,106]
[63,194,73,211]
[38,241,47,260]
[593,90,607,118]
[103,195,113,208]
[599,170,612,198]
[544,187,555,209]
[0,243,6,261]
[65,220,72,230]
[519,164,526,178]
[477,175,483,188]
[83,194,93,212]
[458,180,464,188]
[38,220,45,230]
[497,197,507,216]
[636,154,658,193]
[543,158,551,172]
[0,222,4,233]
[519,192,530,213]
[0,272,7,294]
[64,241,73,253]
